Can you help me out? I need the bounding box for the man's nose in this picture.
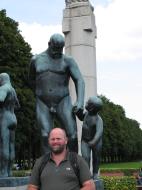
[53,139,59,143]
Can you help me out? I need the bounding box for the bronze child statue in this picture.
[78,96,103,180]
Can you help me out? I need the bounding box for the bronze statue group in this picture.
[0,33,103,190]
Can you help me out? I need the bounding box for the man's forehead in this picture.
[49,128,66,138]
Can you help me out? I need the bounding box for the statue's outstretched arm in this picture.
[88,115,103,146]
[13,89,20,109]
[68,57,85,112]
[0,85,8,102]
[28,55,36,90]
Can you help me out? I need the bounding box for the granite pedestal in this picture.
[0,176,29,190]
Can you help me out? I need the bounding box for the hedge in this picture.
[101,176,136,190]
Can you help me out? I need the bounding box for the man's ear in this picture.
[65,137,68,145]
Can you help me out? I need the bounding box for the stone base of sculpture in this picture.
[0,176,29,190]
[0,186,27,190]
[94,178,104,190]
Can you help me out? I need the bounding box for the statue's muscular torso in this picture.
[82,113,97,142]
[33,51,70,106]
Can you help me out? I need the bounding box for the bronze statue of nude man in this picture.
[29,33,85,153]
[0,73,20,177]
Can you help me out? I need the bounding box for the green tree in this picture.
[100,95,142,162]
[0,9,40,168]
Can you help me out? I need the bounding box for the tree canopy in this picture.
[100,95,142,162]
[0,9,40,168]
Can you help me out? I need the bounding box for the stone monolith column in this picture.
[62,2,104,189]
[62,0,97,141]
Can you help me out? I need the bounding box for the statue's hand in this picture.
[88,140,95,147]
[72,102,83,113]
[72,102,84,120]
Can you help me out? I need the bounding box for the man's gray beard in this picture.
[50,144,66,154]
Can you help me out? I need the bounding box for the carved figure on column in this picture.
[29,33,85,154]
[77,96,103,180]
[65,0,88,6]
[0,73,20,177]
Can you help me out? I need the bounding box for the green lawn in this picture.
[100,161,142,169]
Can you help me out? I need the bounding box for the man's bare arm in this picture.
[88,115,103,147]
[68,57,85,111]
[28,55,36,90]
[0,86,8,102]
[27,184,39,190]
[81,179,96,190]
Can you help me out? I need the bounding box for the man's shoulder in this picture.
[31,51,47,61]
[34,154,47,165]
[76,153,86,162]
[69,152,86,163]
[63,55,77,69]
[63,54,75,62]
[32,154,47,172]
[74,153,90,169]
[37,153,50,161]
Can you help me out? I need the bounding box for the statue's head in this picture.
[48,33,65,59]
[85,96,103,115]
[0,73,10,86]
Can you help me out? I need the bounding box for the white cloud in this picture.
[18,0,142,127]
[19,22,62,54]
[95,0,142,127]
[95,0,142,62]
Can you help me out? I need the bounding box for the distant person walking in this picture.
[137,168,142,185]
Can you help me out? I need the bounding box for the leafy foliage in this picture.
[102,176,136,190]
[0,9,40,167]
[100,95,142,162]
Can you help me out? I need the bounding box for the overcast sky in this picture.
[0,0,142,127]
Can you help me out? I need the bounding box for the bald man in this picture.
[28,128,95,190]
[0,73,20,177]
[29,33,85,153]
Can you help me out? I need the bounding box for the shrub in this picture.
[101,176,136,190]
[13,170,31,177]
